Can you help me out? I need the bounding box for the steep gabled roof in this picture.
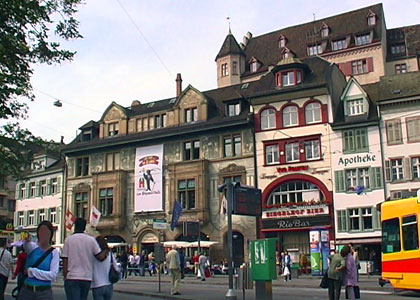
[387,24,420,59]
[378,71,420,102]
[215,33,244,61]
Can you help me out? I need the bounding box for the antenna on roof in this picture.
[313,13,316,21]
[227,17,231,34]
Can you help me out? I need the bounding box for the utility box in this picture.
[250,238,277,281]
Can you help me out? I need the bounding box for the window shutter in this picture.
[34,210,40,226]
[25,183,30,198]
[366,57,374,73]
[36,181,41,197]
[14,212,18,227]
[56,206,60,224]
[385,160,391,182]
[298,107,305,126]
[254,114,261,132]
[403,157,412,181]
[335,171,345,192]
[372,207,381,230]
[24,211,29,227]
[321,104,328,123]
[57,177,62,194]
[344,210,349,232]
[275,110,282,129]
[46,179,52,195]
[338,63,346,74]
[345,62,352,76]
[375,167,383,188]
[46,208,51,222]
[16,184,21,200]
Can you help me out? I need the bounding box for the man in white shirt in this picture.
[62,218,108,300]
[0,239,13,300]
[128,253,138,276]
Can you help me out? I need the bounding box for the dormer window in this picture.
[279,36,286,48]
[321,24,329,38]
[390,44,406,55]
[347,99,364,116]
[227,102,241,117]
[250,61,259,73]
[108,122,119,136]
[32,159,45,171]
[276,70,302,87]
[82,130,92,141]
[355,34,371,46]
[367,11,376,26]
[332,39,347,51]
[185,107,198,123]
[154,114,167,129]
[307,44,322,56]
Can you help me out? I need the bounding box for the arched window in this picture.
[261,109,276,130]
[267,181,324,206]
[305,102,322,124]
[282,106,298,127]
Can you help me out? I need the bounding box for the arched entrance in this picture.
[138,231,159,255]
[224,231,244,267]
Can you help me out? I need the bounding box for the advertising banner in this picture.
[135,145,164,212]
[320,230,330,274]
[310,230,321,276]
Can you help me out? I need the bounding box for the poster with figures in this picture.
[309,230,321,276]
[135,145,163,212]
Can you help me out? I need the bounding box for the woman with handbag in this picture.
[18,221,59,300]
[343,246,359,300]
[92,236,120,300]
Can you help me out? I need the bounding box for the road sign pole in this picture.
[226,183,237,300]
[198,221,201,254]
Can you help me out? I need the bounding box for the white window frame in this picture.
[346,169,358,188]
[221,63,229,77]
[266,145,279,165]
[356,34,371,46]
[391,159,404,181]
[351,60,367,75]
[30,182,36,198]
[412,157,420,179]
[108,122,119,136]
[28,210,35,226]
[261,109,276,130]
[304,140,320,160]
[283,106,298,127]
[40,180,47,196]
[281,71,295,86]
[51,178,58,194]
[39,209,46,222]
[227,103,241,116]
[358,168,370,189]
[332,39,347,51]
[250,61,258,73]
[368,15,376,26]
[18,212,24,226]
[362,207,373,230]
[50,208,57,224]
[349,208,360,231]
[285,142,299,163]
[347,99,364,116]
[305,103,321,124]
[307,44,322,56]
[395,63,407,74]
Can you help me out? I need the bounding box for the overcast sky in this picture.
[15,0,420,143]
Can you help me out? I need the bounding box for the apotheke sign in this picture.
[338,154,376,167]
[263,204,329,219]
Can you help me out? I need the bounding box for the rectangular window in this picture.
[359,168,370,189]
[50,207,57,224]
[76,157,89,177]
[28,210,35,226]
[412,157,420,179]
[221,63,229,77]
[362,207,373,230]
[347,99,364,116]
[282,71,295,86]
[402,215,419,251]
[406,117,420,142]
[99,188,113,216]
[8,200,15,212]
[40,180,47,196]
[106,152,120,171]
[285,143,299,163]
[51,178,58,194]
[82,131,92,141]
[223,135,241,157]
[391,44,406,55]
[266,145,279,165]
[75,192,88,220]
[307,44,322,56]
[356,34,371,46]
[349,208,360,231]
[351,59,367,75]
[142,118,148,131]
[154,115,161,129]
[342,128,368,153]
[178,179,195,210]
[227,103,241,116]
[29,182,36,198]
[232,61,238,75]
[337,210,348,232]
[136,118,142,132]
[185,107,198,123]
[184,141,200,161]
[18,212,24,226]
[391,159,404,181]
[332,39,347,51]
[346,169,358,188]
[395,63,407,74]
[39,209,46,223]
[382,218,401,253]
[108,122,119,136]
[304,140,320,160]
[386,119,403,144]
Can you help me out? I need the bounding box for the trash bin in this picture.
[291,263,299,279]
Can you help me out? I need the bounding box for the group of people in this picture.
[277,250,293,282]
[118,250,156,278]
[0,218,121,300]
[327,244,360,300]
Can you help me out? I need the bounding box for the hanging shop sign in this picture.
[261,216,330,230]
[262,204,329,219]
[338,154,377,167]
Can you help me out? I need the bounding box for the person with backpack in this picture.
[0,238,13,300]
[92,236,120,300]
[17,221,59,300]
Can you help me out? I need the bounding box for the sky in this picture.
[14,0,420,143]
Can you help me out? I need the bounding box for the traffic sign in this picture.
[153,219,168,230]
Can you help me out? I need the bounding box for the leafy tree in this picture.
[0,0,82,179]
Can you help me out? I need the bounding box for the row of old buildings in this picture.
[8,3,420,270]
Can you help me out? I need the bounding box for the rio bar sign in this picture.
[278,219,310,229]
[338,154,376,167]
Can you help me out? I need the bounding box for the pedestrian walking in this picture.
[119,250,128,279]
[139,251,146,276]
[62,218,108,300]
[166,245,181,295]
[327,247,346,300]
[282,250,292,281]
[134,253,140,275]
[179,249,185,279]
[128,252,137,276]
[17,221,59,300]
[192,252,199,276]
[92,236,120,300]
[11,246,26,296]
[198,253,207,281]
[343,245,359,300]
[0,238,13,300]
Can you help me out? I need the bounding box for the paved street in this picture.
[4,274,418,300]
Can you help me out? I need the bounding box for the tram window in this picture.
[382,218,401,253]
[402,215,419,251]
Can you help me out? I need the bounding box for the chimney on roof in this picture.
[60,136,64,144]
[176,73,182,97]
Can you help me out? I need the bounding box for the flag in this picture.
[171,201,183,231]
[65,210,76,231]
[90,205,101,227]
[355,186,365,195]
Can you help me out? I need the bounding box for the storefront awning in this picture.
[335,237,381,245]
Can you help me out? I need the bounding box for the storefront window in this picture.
[267,181,323,206]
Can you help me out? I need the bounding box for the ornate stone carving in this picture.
[104,107,123,121]
[220,164,246,174]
